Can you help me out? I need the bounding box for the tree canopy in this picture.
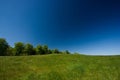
[0,38,71,56]
[0,38,9,56]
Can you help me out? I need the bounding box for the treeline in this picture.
[0,38,70,56]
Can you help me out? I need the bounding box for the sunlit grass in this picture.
[0,54,120,80]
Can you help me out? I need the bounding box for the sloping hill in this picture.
[0,54,120,80]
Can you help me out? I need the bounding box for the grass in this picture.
[0,54,120,80]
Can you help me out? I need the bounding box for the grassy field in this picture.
[0,54,120,80]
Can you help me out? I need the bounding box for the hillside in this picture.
[0,54,120,80]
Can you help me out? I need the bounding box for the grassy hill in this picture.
[0,54,120,80]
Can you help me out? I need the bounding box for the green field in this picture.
[0,54,120,80]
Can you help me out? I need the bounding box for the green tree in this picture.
[43,45,48,54]
[36,44,43,55]
[14,42,24,55]
[29,48,36,55]
[0,38,9,56]
[53,49,59,54]
[24,43,34,55]
[65,50,70,54]
[48,49,52,54]
[6,47,16,56]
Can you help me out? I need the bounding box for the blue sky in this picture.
[0,0,120,55]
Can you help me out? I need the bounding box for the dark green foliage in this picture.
[14,42,25,55]
[6,47,15,56]
[53,49,60,54]
[42,45,48,54]
[0,38,9,56]
[32,48,37,55]
[36,44,44,55]
[0,38,71,56]
[48,49,52,54]
[24,43,34,55]
[65,50,70,54]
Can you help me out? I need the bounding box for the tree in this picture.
[42,45,48,54]
[65,50,70,54]
[14,42,24,55]
[0,38,9,56]
[6,47,16,56]
[53,49,59,54]
[24,43,34,55]
[48,49,52,54]
[36,44,43,55]
[32,48,36,55]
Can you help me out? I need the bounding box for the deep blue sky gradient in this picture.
[0,0,120,55]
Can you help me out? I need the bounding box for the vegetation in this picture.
[0,38,70,56]
[0,38,120,80]
[0,38,9,56]
[0,54,119,80]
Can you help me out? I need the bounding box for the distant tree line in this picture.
[0,38,70,56]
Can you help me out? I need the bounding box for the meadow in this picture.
[0,54,120,80]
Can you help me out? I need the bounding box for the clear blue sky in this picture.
[0,0,120,55]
